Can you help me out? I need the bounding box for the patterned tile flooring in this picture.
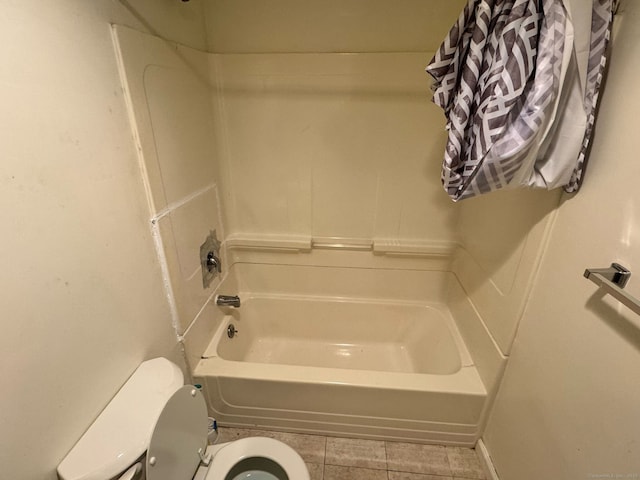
[216,427,486,480]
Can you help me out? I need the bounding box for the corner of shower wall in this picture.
[112,26,228,356]
[452,188,562,356]
[444,188,561,438]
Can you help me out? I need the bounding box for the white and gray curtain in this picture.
[426,0,614,201]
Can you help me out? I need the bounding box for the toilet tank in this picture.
[57,358,184,480]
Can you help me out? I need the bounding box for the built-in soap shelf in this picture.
[225,233,312,251]
[312,237,374,251]
[373,239,458,257]
[224,233,459,257]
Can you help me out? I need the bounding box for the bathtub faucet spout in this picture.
[216,295,241,308]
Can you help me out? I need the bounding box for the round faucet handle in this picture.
[206,252,221,273]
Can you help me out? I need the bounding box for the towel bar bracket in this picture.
[584,262,631,288]
[584,263,640,317]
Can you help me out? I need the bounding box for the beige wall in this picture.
[454,188,561,355]
[482,3,640,479]
[211,52,459,247]
[0,1,206,478]
[204,0,466,252]
[204,0,466,53]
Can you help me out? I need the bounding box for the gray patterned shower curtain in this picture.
[426,0,614,201]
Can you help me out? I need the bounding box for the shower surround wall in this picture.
[211,51,457,246]
[114,0,561,443]
[114,27,226,339]
[202,0,562,361]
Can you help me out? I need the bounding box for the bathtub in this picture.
[193,263,493,446]
[213,297,468,375]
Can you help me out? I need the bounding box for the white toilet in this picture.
[57,358,309,480]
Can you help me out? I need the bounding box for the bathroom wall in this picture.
[205,0,466,251]
[482,3,640,479]
[204,0,467,53]
[210,52,458,248]
[0,1,206,478]
[114,26,226,339]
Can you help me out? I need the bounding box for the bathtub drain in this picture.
[227,324,237,338]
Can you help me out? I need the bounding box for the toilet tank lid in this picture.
[57,358,184,480]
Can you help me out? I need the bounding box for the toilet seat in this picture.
[204,437,310,480]
[146,385,209,480]
[146,385,309,480]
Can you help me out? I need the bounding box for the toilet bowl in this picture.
[195,437,308,480]
[57,358,309,480]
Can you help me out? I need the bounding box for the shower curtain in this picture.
[426,0,614,201]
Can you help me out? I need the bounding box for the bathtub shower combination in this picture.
[111,22,549,448]
[193,258,504,447]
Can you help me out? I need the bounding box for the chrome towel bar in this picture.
[584,263,640,316]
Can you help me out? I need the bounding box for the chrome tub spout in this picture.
[216,295,241,308]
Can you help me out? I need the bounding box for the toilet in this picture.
[57,358,309,480]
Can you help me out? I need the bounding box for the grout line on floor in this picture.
[323,434,327,466]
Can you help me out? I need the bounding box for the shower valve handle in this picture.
[206,251,221,273]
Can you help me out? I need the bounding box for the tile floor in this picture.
[215,427,485,480]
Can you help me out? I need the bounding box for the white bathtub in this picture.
[214,297,468,375]
[193,262,495,446]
